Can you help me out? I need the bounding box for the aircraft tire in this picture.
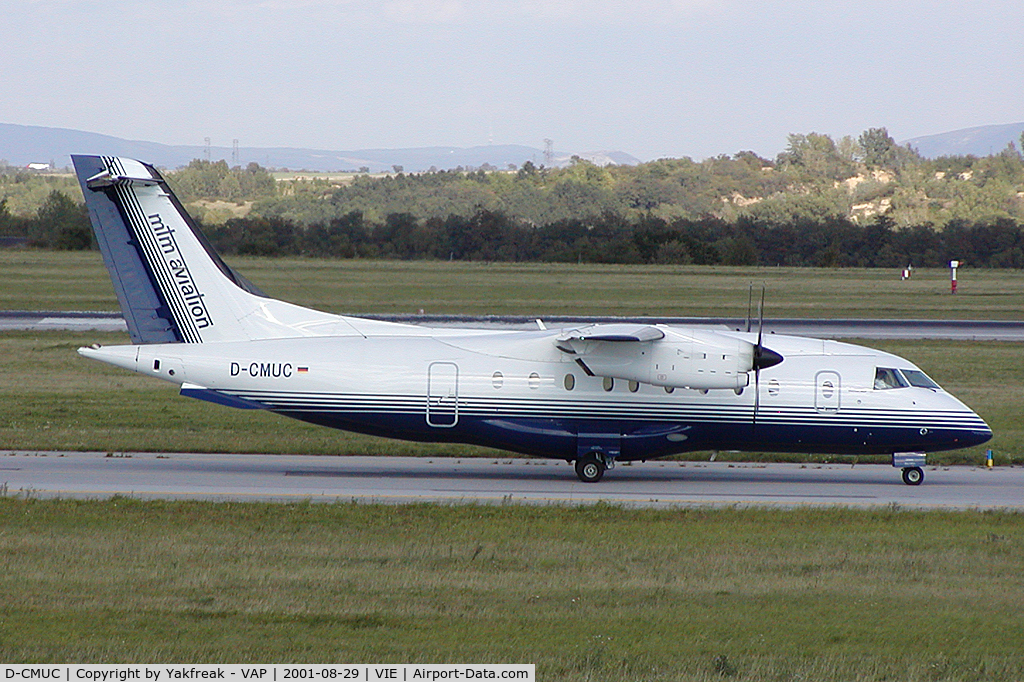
[901,466,924,486]
[575,453,605,483]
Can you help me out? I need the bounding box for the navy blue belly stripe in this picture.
[219,389,988,430]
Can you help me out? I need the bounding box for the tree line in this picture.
[5,126,1024,265]
[202,210,1024,268]
[0,192,91,249]
[248,128,1024,230]
[5,187,1024,268]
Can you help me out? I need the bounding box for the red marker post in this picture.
[949,260,959,294]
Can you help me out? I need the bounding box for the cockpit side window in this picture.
[874,367,908,390]
[901,369,941,389]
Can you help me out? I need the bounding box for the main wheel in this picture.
[575,453,605,483]
[902,466,924,486]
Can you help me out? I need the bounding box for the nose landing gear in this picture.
[893,452,926,486]
[901,466,924,486]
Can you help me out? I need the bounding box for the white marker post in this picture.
[949,260,959,294]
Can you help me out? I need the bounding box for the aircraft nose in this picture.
[965,420,994,448]
[923,392,992,451]
[946,405,992,449]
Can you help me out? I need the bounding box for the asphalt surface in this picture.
[0,310,127,333]
[2,451,1019,509]
[4,310,1024,339]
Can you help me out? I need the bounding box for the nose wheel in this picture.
[893,453,926,485]
[901,466,924,486]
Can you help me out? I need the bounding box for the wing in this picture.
[555,323,664,349]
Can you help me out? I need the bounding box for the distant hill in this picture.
[902,122,1024,158]
[0,123,640,172]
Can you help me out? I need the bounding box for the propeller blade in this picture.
[753,284,765,428]
[745,282,753,333]
[750,283,785,428]
[756,283,765,348]
[753,362,761,429]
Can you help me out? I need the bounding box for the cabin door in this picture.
[815,371,841,413]
[427,362,459,427]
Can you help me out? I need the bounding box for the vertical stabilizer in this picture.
[73,155,339,344]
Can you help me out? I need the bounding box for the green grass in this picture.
[3,254,1023,679]
[1,499,1022,680]
[4,251,1024,318]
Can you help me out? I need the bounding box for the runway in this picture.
[2,451,1020,509]
[4,310,1024,340]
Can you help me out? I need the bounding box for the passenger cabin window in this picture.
[874,367,908,390]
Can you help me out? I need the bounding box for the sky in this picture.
[2,0,1023,161]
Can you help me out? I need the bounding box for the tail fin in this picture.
[73,155,337,344]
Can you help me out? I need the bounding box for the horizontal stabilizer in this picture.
[85,167,161,190]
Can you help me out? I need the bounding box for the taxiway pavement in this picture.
[2,451,1019,509]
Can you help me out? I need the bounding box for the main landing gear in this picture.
[574,451,608,483]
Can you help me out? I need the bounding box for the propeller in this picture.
[750,284,783,429]
[745,282,753,333]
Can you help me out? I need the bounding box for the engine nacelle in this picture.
[558,326,756,390]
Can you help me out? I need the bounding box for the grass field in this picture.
[4,250,1024,318]
[2,253,1023,678]
[1,499,1022,680]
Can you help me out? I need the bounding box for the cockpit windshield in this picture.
[874,367,941,390]
[874,367,907,390]
[901,369,941,389]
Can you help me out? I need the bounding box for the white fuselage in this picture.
[81,322,992,461]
